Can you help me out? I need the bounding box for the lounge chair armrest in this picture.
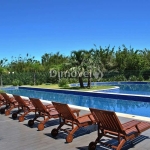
[23,99,31,104]
[70,108,80,113]
[23,99,30,102]
[76,113,93,119]
[10,97,17,103]
[45,104,54,108]
[122,120,141,131]
[75,113,95,123]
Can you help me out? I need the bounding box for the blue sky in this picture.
[0,0,150,61]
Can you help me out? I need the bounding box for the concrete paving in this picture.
[0,107,150,150]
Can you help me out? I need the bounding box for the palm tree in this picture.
[70,50,87,88]
[83,49,95,88]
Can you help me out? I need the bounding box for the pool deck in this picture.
[1,105,150,150]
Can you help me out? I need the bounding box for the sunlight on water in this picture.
[5,88,150,118]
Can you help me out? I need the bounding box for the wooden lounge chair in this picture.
[12,95,36,122]
[0,92,21,116]
[28,98,59,131]
[0,93,7,114]
[51,102,95,143]
[88,108,150,150]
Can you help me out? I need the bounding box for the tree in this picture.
[83,49,95,88]
[41,52,68,83]
[41,52,68,71]
[28,60,43,85]
[69,50,87,88]
[91,45,116,81]
[0,58,8,87]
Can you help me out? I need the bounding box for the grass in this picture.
[0,90,5,93]
[23,84,115,91]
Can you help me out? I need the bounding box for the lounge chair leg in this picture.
[20,111,30,121]
[69,125,78,135]
[38,123,44,131]
[66,134,73,143]
[19,116,24,122]
[116,139,126,150]
[5,110,10,116]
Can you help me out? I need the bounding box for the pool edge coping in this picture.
[7,93,150,122]
[40,99,150,122]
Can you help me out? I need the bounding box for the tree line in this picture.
[1,45,150,88]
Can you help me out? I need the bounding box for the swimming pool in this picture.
[71,81,150,95]
[4,88,150,118]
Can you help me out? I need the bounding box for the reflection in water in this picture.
[5,89,150,117]
[100,84,150,95]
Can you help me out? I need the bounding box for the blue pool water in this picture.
[93,82,150,95]
[5,88,150,118]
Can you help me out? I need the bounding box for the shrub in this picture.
[99,78,107,82]
[58,78,69,87]
[12,79,20,86]
[113,75,127,81]
[37,80,43,85]
[68,78,78,83]
[45,83,51,85]
[129,75,137,81]
[138,75,144,81]
[29,81,34,86]
[105,75,127,82]
[35,82,39,86]
[19,81,23,86]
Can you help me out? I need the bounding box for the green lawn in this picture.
[23,84,115,91]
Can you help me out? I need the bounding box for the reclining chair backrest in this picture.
[1,93,14,103]
[90,108,123,133]
[29,98,47,112]
[0,93,4,101]
[52,102,76,120]
[13,95,27,107]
